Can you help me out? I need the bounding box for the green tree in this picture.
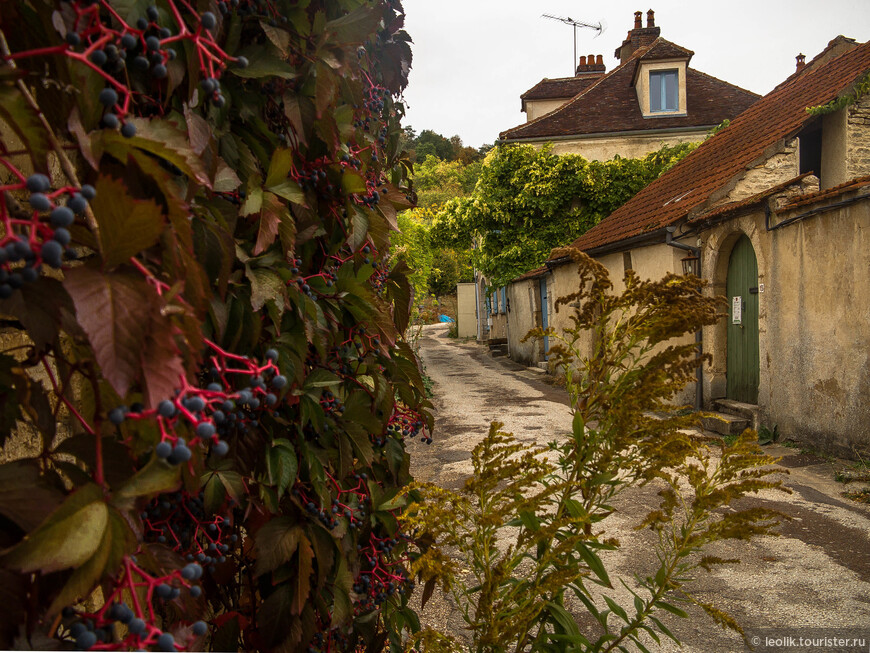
[431,142,695,286]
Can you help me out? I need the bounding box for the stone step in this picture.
[713,399,761,430]
[490,345,508,358]
[701,411,751,436]
[536,361,549,371]
[486,337,507,347]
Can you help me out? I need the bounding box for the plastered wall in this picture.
[701,195,870,455]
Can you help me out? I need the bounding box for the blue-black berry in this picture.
[68,194,88,214]
[155,441,172,458]
[108,407,126,425]
[121,122,137,138]
[201,12,217,30]
[98,88,118,107]
[26,174,50,193]
[29,193,52,212]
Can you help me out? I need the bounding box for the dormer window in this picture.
[635,60,688,117]
[650,69,678,112]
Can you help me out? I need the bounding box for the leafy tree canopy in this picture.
[430,142,696,287]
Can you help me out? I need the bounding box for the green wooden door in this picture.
[726,235,759,403]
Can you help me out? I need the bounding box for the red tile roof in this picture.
[780,174,870,210]
[562,38,870,255]
[520,75,603,102]
[512,265,548,282]
[500,38,758,142]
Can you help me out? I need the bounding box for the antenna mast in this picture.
[542,14,604,74]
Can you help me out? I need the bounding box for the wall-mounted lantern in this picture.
[681,253,700,276]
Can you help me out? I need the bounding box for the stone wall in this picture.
[846,92,870,180]
[713,139,800,205]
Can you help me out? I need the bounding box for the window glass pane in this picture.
[650,71,662,112]
[664,71,678,110]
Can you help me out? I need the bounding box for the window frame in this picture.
[649,69,679,113]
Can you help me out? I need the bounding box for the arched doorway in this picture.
[726,234,759,403]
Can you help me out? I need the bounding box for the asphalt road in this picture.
[412,323,870,652]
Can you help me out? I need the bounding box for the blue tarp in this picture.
[438,314,455,323]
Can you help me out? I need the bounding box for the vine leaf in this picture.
[0,460,65,533]
[324,6,381,43]
[255,518,301,576]
[102,118,211,188]
[314,63,338,118]
[330,557,354,627]
[115,458,181,504]
[139,301,187,409]
[0,84,51,174]
[231,46,297,79]
[64,266,154,399]
[2,277,76,350]
[265,440,297,498]
[246,266,286,312]
[292,534,315,615]
[91,175,165,269]
[1,484,108,574]
[254,192,287,255]
[47,507,135,616]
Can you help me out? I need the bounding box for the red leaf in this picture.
[139,307,186,409]
[64,266,154,399]
[253,192,284,255]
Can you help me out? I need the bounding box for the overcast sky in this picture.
[399,0,870,149]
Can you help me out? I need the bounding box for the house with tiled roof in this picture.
[501,10,760,161]
[504,35,870,456]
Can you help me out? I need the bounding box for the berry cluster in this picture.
[111,341,285,463]
[353,533,412,612]
[142,490,238,571]
[4,1,248,129]
[385,405,430,446]
[59,556,209,651]
[0,167,94,298]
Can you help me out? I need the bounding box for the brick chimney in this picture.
[615,8,662,63]
[795,53,806,71]
[576,53,607,76]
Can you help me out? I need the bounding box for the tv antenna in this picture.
[542,14,605,74]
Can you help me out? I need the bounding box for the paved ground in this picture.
[411,323,870,652]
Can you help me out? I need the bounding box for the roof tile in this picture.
[562,39,870,254]
[501,38,758,141]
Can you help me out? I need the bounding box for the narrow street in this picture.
[413,323,870,652]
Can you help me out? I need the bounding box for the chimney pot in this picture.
[578,55,587,66]
[634,11,642,29]
[796,53,806,70]
[588,53,595,64]
[596,54,604,65]
[647,9,655,28]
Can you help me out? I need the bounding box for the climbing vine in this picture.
[806,71,870,116]
[0,1,429,651]
[429,142,695,287]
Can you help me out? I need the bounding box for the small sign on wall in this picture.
[732,296,742,324]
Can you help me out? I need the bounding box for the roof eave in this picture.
[500,123,716,143]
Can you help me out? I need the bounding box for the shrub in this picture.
[404,249,787,651]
